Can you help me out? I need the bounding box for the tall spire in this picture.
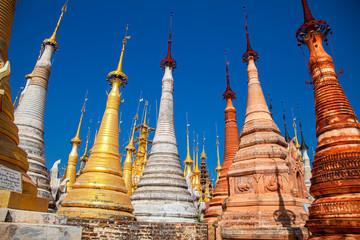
[160,12,177,70]
[63,92,87,191]
[77,122,91,177]
[131,17,196,222]
[204,49,240,226]
[222,50,236,100]
[183,114,194,178]
[297,103,308,151]
[291,108,301,151]
[57,26,134,220]
[281,101,291,143]
[297,1,360,237]
[42,0,68,51]
[268,93,273,119]
[214,128,221,184]
[296,0,329,44]
[123,114,138,197]
[107,25,130,84]
[242,6,259,63]
[132,101,154,191]
[200,134,209,201]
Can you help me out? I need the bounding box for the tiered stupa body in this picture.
[0,0,48,212]
[219,14,310,239]
[200,143,209,199]
[14,4,66,202]
[131,21,197,222]
[57,27,134,220]
[204,52,239,229]
[296,0,360,238]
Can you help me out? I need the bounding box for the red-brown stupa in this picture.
[296,0,360,238]
[204,51,240,239]
[218,7,310,239]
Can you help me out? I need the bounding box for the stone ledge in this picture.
[0,208,67,225]
[0,222,82,240]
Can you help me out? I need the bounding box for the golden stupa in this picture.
[123,115,137,196]
[63,96,87,191]
[57,26,135,220]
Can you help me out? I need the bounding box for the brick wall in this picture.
[67,218,208,240]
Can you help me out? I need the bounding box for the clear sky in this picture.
[8,0,360,183]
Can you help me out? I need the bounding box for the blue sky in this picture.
[9,1,360,182]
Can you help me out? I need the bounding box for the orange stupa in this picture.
[204,51,239,239]
[296,0,360,238]
[218,7,310,239]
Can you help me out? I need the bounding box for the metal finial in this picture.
[169,12,173,34]
[81,90,88,115]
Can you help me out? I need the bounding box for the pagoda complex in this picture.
[219,8,310,239]
[204,51,240,235]
[57,26,134,220]
[131,14,197,222]
[296,0,360,238]
[13,2,67,206]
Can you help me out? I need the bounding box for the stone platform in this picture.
[67,218,208,240]
[0,208,82,239]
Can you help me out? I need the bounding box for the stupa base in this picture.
[57,206,136,221]
[0,189,49,212]
[220,225,309,240]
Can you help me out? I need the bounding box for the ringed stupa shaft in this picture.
[131,13,197,222]
[296,0,360,237]
[57,26,134,220]
[204,50,239,230]
[14,2,67,203]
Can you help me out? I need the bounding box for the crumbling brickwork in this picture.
[67,218,208,240]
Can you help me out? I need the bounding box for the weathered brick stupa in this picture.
[14,2,67,205]
[296,0,360,238]
[57,26,135,220]
[204,51,240,233]
[131,14,197,223]
[219,8,310,239]
[0,0,48,212]
[200,140,209,199]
